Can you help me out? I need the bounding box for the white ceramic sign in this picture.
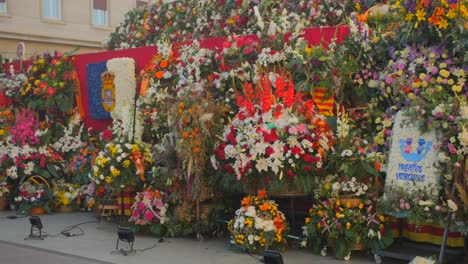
[385,111,440,191]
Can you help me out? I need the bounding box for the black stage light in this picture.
[264,249,284,264]
[116,227,135,254]
[26,216,44,240]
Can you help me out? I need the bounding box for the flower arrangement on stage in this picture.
[0,108,67,181]
[106,0,365,51]
[14,182,53,213]
[129,188,169,235]
[174,92,225,200]
[52,180,82,207]
[221,35,260,67]
[302,198,392,259]
[66,128,106,185]
[377,44,467,188]
[325,109,383,183]
[228,190,288,253]
[377,184,456,224]
[213,72,335,193]
[91,134,154,192]
[18,51,76,122]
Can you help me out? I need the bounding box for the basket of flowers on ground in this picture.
[302,197,393,260]
[227,189,288,254]
[14,175,53,215]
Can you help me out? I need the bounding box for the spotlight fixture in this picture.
[263,249,284,264]
[116,227,135,255]
[25,216,44,240]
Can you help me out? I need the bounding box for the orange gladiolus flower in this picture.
[241,197,250,206]
[160,60,168,69]
[257,189,267,199]
[155,71,164,79]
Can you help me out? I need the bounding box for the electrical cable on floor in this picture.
[134,237,164,252]
[42,220,99,238]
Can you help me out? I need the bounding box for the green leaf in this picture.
[362,162,379,177]
[37,169,52,179]
[47,163,58,178]
[57,97,72,113]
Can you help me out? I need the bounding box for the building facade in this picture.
[0,0,159,60]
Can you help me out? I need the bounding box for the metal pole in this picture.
[439,157,465,264]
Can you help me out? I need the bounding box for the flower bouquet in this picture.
[18,51,76,124]
[129,188,169,236]
[303,198,392,260]
[52,180,82,212]
[228,190,288,254]
[91,135,154,192]
[14,180,53,214]
[213,72,335,193]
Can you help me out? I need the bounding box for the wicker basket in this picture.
[338,195,363,208]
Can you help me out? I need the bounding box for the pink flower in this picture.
[144,210,154,221]
[154,199,163,208]
[405,203,410,210]
[138,202,146,210]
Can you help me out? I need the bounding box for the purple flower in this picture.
[397,63,405,71]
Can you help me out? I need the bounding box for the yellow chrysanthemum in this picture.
[111,168,120,177]
[105,176,113,183]
[123,160,131,168]
[245,218,253,227]
[346,222,351,230]
[440,69,450,78]
[305,217,311,224]
[452,85,462,93]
